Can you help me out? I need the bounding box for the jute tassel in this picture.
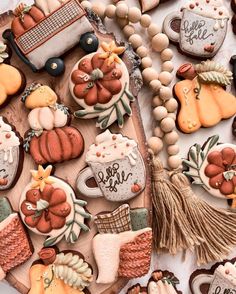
[170,171,236,265]
[151,156,200,255]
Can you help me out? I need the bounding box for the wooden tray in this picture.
[0,11,152,294]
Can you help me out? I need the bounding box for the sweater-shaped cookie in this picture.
[29,247,93,294]
[22,83,84,165]
[174,61,236,133]
[70,41,136,129]
[0,116,24,191]
[163,0,229,58]
[76,129,146,202]
[19,165,91,246]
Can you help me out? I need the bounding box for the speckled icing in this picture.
[86,130,138,166]
[215,262,236,285]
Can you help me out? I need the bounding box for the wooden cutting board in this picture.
[0,11,152,294]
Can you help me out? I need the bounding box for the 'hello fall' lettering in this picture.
[182,20,213,45]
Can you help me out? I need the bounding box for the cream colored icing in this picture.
[28,107,68,131]
[53,252,93,291]
[184,0,229,20]
[92,228,151,284]
[0,117,20,163]
[35,0,68,15]
[215,262,236,285]
[86,130,138,166]
[148,280,178,294]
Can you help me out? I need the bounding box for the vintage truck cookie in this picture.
[19,165,91,246]
[0,116,24,191]
[22,83,84,165]
[190,258,236,294]
[0,197,33,280]
[76,129,146,202]
[175,60,236,133]
[183,135,236,208]
[29,247,92,294]
[92,204,152,284]
[70,41,136,129]
[163,0,229,58]
[3,0,99,76]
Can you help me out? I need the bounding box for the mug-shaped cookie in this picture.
[163,0,229,58]
[77,130,146,202]
[191,263,236,294]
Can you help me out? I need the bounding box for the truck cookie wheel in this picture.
[79,32,99,53]
[45,58,65,76]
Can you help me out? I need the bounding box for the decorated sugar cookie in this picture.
[163,0,229,58]
[70,41,135,129]
[92,204,152,284]
[4,0,98,76]
[29,247,93,294]
[183,135,236,208]
[139,0,174,13]
[0,116,24,191]
[0,41,25,108]
[22,83,84,165]
[190,258,236,294]
[19,165,91,246]
[0,197,33,280]
[127,270,182,294]
[76,130,146,202]
[174,61,236,133]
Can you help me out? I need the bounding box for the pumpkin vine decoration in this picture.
[19,165,92,247]
[70,41,135,129]
[54,103,70,115]
[23,129,43,152]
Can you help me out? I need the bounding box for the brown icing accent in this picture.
[118,230,152,279]
[170,18,181,34]
[28,127,84,164]
[72,53,122,106]
[177,63,197,80]
[21,184,71,234]
[38,248,56,265]
[0,214,33,274]
[205,147,236,195]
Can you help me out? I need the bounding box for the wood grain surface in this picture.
[0,11,152,294]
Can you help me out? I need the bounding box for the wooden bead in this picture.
[92,3,106,19]
[152,96,162,107]
[148,137,163,155]
[129,34,142,49]
[141,57,152,68]
[152,33,169,52]
[123,25,135,38]
[161,48,173,61]
[136,46,148,58]
[160,117,175,133]
[147,24,161,38]
[128,7,142,23]
[165,98,178,112]
[150,79,161,93]
[140,14,152,28]
[162,61,174,73]
[167,145,180,156]
[142,68,158,84]
[168,155,182,169]
[105,4,116,18]
[116,1,126,5]
[116,17,129,28]
[158,71,173,86]
[159,86,172,101]
[153,106,168,121]
[167,113,176,120]
[154,127,164,138]
[81,1,92,9]
[164,131,179,145]
[116,3,128,18]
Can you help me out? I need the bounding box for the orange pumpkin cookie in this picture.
[0,41,25,107]
[22,83,84,165]
[29,248,92,294]
[19,165,91,246]
[175,61,236,133]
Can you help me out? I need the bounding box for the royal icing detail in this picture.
[183,136,236,208]
[174,61,236,134]
[19,165,91,246]
[29,248,93,294]
[77,130,146,202]
[70,42,135,129]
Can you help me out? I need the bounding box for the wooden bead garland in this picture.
[81,0,179,170]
